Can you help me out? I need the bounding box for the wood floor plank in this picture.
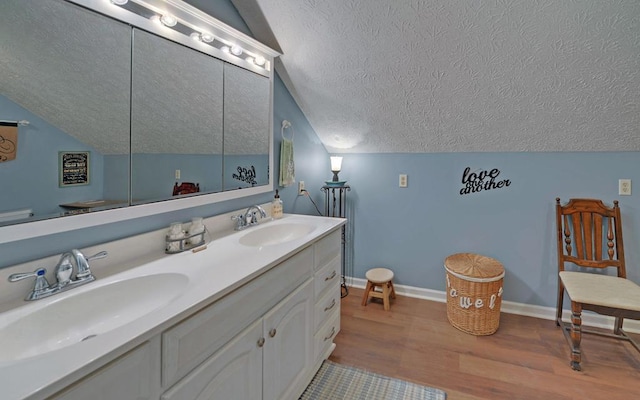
[329,288,640,400]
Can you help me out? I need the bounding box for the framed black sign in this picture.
[59,151,90,187]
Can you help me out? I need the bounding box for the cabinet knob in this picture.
[257,337,265,347]
[269,328,277,338]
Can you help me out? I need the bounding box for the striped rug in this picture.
[299,361,447,400]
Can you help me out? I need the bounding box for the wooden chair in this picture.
[172,182,200,196]
[555,198,640,371]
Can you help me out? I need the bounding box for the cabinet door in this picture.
[52,341,159,400]
[161,319,263,400]
[263,279,313,400]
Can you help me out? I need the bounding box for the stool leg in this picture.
[389,281,396,299]
[382,282,390,311]
[361,280,372,306]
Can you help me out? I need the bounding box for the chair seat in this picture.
[560,271,640,311]
[365,267,394,284]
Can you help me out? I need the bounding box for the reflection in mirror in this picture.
[0,0,131,226]
[131,29,224,205]
[223,64,271,191]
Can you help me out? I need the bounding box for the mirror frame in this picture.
[0,0,279,244]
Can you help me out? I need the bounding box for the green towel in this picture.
[279,138,295,187]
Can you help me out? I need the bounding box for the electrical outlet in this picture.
[175,169,181,179]
[399,174,408,188]
[298,181,305,195]
[619,179,631,195]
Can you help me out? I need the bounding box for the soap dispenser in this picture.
[272,189,283,219]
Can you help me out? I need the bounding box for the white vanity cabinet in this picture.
[41,225,342,400]
[159,229,340,400]
[51,339,162,400]
[312,229,342,363]
[160,318,263,400]
[161,280,313,400]
[262,280,314,400]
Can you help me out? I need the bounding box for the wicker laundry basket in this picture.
[444,253,505,335]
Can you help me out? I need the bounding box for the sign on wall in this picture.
[460,167,511,195]
[232,165,257,186]
[59,151,90,187]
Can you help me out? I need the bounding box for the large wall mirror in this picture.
[0,0,278,243]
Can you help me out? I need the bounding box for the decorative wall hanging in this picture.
[59,151,90,187]
[0,123,18,162]
[459,167,511,195]
[232,165,257,186]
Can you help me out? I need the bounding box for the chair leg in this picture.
[614,317,624,335]
[569,302,583,371]
[556,279,565,327]
[382,283,390,311]
[389,281,396,299]
[361,281,372,306]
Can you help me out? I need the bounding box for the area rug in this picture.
[299,360,447,400]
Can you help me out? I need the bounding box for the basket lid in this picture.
[444,253,504,279]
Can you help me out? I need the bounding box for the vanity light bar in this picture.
[108,0,271,70]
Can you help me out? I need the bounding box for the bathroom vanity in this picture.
[0,214,345,400]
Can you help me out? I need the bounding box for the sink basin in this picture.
[0,272,188,362]
[239,222,315,247]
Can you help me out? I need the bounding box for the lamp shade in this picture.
[330,156,343,172]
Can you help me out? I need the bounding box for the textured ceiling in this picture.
[234,0,640,153]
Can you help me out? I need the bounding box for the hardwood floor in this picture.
[329,288,640,400]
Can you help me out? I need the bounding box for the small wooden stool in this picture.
[361,267,396,311]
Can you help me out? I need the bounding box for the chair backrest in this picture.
[555,198,626,278]
[172,182,200,196]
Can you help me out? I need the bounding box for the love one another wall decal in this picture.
[460,167,511,195]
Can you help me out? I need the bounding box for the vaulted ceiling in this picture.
[227,0,640,153]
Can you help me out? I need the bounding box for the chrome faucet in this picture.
[231,205,267,231]
[8,249,107,301]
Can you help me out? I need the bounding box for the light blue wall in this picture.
[339,152,640,308]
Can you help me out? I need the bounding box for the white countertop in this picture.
[0,214,345,400]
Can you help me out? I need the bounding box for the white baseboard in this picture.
[349,277,640,334]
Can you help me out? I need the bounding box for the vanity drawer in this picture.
[314,284,340,332]
[161,247,313,388]
[314,255,340,299]
[314,312,340,363]
[313,229,341,271]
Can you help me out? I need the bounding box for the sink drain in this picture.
[81,334,97,342]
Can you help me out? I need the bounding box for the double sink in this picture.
[0,216,320,366]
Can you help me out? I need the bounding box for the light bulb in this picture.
[221,46,230,53]
[200,32,214,43]
[254,56,266,66]
[160,14,177,27]
[190,32,201,41]
[110,0,128,5]
[230,45,243,56]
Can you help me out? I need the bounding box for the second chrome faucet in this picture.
[231,205,267,231]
